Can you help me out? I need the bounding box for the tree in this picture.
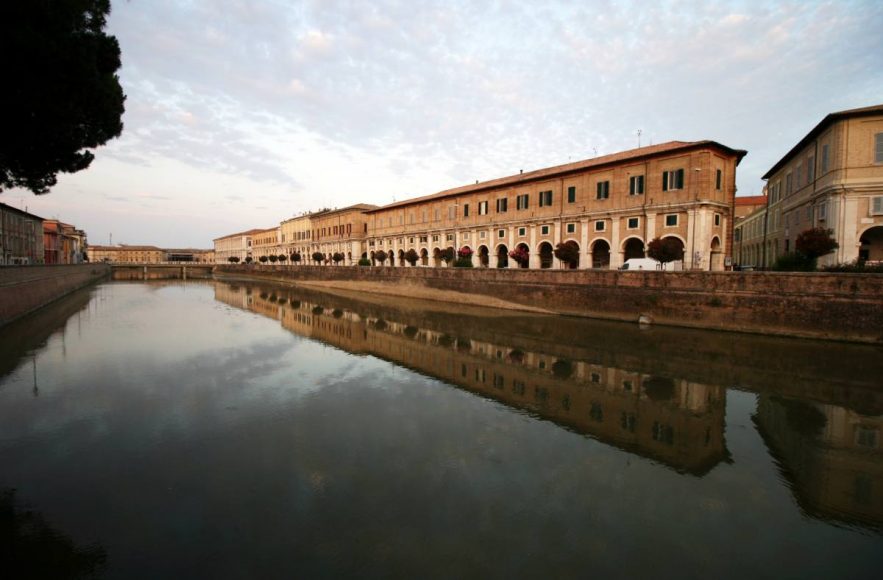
[227,256,239,263]
[796,228,838,261]
[1,1,126,194]
[291,252,301,264]
[375,250,388,265]
[508,246,529,266]
[277,254,287,263]
[312,251,324,264]
[440,247,455,265]
[647,237,683,265]
[553,241,580,268]
[259,255,268,263]
[404,248,419,266]
[244,256,253,264]
[332,252,344,264]
[268,254,277,263]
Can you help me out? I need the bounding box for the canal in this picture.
[1,280,881,578]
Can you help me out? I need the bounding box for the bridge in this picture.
[110,263,215,281]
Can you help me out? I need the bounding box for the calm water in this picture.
[1,280,881,579]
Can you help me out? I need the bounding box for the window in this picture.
[517,194,529,210]
[817,203,827,221]
[785,173,793,195]
[665,214,678,227]
[409,213,415,224]
[663,169,684,191]
[807,156,815,182]
[627,217,639,229]
[629,175,644,195]
[496,198,508,213]
[479,201,489,215]
[539,190,553,207]
[498,229,506,238]
[432,234,439,242]
[518,227,526,237]
[420,236,428,243]
[714,213,721,227]
[446,233,454,241]
[409,237,415,243]
[462,232,470,240]
[594,220,605,232]
[715,169,722,190]
[566,223,576,234]
[876,133,883,163]
[464,203,470,217]
[596,180,610,200]
[796,164,804,188]
[479,231,486,239]
[567,186,576,203]
[872,196,883,216]
[541,225,550,235]
[821,144,829,174]
[434,209,440,221]
[448,206,456,220]
[856,426,878,448]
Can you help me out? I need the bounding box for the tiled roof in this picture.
[762,104,883,179]
[213,228,271,241]
[735,195,768,206]
[366,140,747,213]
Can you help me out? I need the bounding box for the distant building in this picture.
[165,248,213,263]
[250,227,282,262]
[89,245,165,263]
[213,228,265,263]
[0,201,44,265]
[310,204,377,264]
[762,104,883,266]
[43,220,87,264]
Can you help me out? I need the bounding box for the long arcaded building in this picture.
[218,139,747,270]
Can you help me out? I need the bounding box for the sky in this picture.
[4,0,883,248]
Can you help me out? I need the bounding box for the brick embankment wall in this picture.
[0,264,109,326]
[214,265,883,343]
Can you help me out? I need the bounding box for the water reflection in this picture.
[215,279,882,530]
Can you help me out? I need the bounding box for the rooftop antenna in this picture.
[593,147,598,157]
[637,129,642,148]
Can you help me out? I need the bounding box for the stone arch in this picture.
[397,249,405,267]
[446,246,456,267]
[709,235,722,270]
[432,247,442,267]
[661,235,686,269]
[514,242,530,268]
[420,248,429,266]
[478,245,490,267]
[859,225,883,262]
[347,251,352,265]
[496,244,509,268]
[538,241,554,269]
[591,238,611,269]
[557,239,580,269]
[622,237,645,260]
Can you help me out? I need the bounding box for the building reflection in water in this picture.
[215,282,730,476]
[755,395,883,530]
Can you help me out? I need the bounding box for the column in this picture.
[507,226,516,268]
[579,219,589,269]
[645,212,657,242]
[686,208,697,269]
[552,219,561,269]
[610,219,622,269]
[529,225,539,269]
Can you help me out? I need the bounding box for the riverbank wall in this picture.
[0,264,109,327]
[214,265,883,343]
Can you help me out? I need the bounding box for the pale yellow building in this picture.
[280,211,324,262]
[365,140,746,270]
[763,104,883,266]
[213,228,264,263]
[250,227,282,262]
[89,245,165,263]
[309,204,377,265]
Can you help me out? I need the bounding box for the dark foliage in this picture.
[1,1,126,194]
[647,237,683,264]
[795,227,838,260]
[553,241,580,267]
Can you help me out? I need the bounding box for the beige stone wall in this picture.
[0,264,109,326]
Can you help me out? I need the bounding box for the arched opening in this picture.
[514,242,530,268]
[478,245,489,267]
[420,248,429,266]
[623,238,645,260]
[859,226,883,262]
[347,251,352,265]
[432,247,442,267]
[709,236,722,270]
[369,251,376,265]
[591,239,610,269]
[496,244,509,268]
[446,246,455,267]
[662,236,686,270]
[397,249,405,267]
[539,242,554,269]
[557,240,580,269]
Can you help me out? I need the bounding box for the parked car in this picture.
[619,258,662,271]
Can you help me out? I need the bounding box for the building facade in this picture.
[250,227,282,262]
[364,141,746,270]
[0,202,44,265]
[89,245,165,263]
[280,213,318,261]
[763,104,883,266]
[310,204,377,265]
[213,228,264,263]
[43,220,87,264]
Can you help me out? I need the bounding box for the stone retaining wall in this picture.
[214,265,883,343]
[0,264,109,326]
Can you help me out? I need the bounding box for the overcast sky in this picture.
[6,0,883,248]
